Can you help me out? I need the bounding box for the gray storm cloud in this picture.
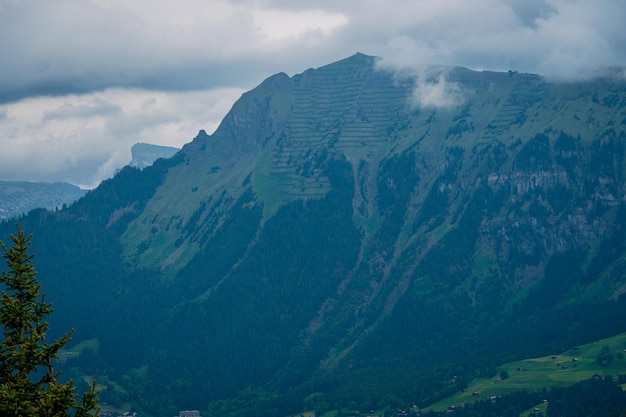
[1,0,624,101]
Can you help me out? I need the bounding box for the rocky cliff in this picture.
[129,142,180,169]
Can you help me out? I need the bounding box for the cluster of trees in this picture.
[0,225,99,416]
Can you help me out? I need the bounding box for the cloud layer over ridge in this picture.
[0,0,624,187]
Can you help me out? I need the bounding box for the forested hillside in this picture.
[2,53,626,417]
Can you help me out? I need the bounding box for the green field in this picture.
[425,332,626,412]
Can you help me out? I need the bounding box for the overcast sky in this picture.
[1,0,625,188]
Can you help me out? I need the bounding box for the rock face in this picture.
[4,53,626,415]
[0,181,85,220]
[128,142,180,169]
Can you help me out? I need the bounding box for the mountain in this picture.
[0,180,85,220]
[128,142,180,169]
[2,53,626,416]
[0,141,177,222]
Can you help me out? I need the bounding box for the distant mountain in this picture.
[0,143,178,221]
[128,142,180,169]
[0,181,85,220]
[3,53,626,417]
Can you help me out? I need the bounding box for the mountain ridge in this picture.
[3,53,626,416]
[0,180,85,220]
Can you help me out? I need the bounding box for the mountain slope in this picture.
[2,53,626,416]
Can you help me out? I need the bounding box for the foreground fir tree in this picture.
[0,225,99,416]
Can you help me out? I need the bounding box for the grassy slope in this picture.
[425,332,626,412]
[315,332,626,417]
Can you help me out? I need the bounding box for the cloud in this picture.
[0,88,244,188]
[2,0,624,103]
[0,0,625,187]
[507,0,556,27]
[363,0,626,80]
[253,8,348,41]
[0,0,349,102]
[410,70,466,109]
[376,61,467,109]
[529,0,626,80]
[43,100,122,121]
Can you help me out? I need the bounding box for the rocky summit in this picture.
[3,53,626,416]
[129,142,180,170]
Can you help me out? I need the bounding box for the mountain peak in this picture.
[129,142,180,169]
[315,51,378,71]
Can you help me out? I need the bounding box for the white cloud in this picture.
[0,88,244,188]
[376,61,467,109]
[410,71,466,109]
[351,0,626,79]
[253,8,348,42]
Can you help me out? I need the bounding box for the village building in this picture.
[178,411,201,417]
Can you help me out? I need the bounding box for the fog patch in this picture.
[410,68,466,109]
[377,60,467,109]
[0,87,244,188]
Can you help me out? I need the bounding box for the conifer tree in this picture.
[0,225,99,416]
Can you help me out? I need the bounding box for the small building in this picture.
[179,411,201,417]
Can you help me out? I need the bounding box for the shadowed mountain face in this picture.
[3,53,626,415]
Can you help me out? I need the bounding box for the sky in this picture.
[0,0,625,188]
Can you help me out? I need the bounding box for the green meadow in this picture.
[426,332,626,412]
